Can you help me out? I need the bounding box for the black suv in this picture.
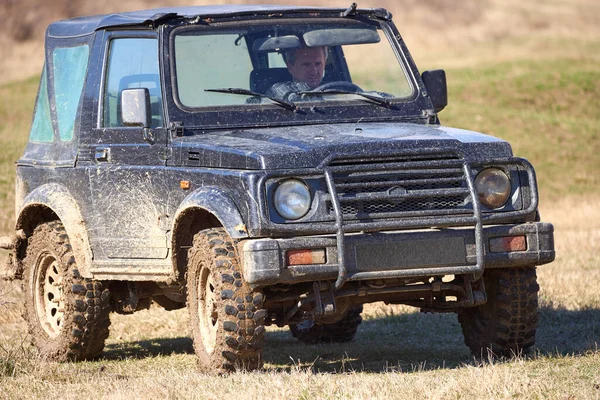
[1,5,554,372]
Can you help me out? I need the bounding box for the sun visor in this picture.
[303,28,380,47]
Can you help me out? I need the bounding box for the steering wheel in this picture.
[311,81,363,93]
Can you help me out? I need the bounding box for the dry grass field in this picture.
[1,197,599,399]
[1,0,599,399]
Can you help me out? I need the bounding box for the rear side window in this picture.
[29,67,53,143]
[103,38,163,128]
[53,45,89,141]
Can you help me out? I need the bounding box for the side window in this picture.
[29,66,54,143]
[103,38,163,128]
[53,45,89,141]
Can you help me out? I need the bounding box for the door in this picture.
[88,33,170,260]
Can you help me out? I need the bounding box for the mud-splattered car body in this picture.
[1,5,554,371]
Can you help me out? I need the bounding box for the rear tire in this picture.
[458,267,539,358]
[23,221,111,361]
[186,228,266,372]
[290,305,363,344]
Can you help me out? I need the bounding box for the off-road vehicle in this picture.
[1,4,555,372]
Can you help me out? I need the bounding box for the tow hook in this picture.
[313,281,337,317]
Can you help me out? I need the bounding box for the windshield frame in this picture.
[163,15,434,130]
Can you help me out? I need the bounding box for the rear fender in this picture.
[16,183,93,278]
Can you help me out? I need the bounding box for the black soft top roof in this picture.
[46,5,391,38]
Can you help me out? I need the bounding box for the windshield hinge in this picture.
[341,3,358,17]
[169,121,185,137]
[423,109,437,124]
[370,8,393,21]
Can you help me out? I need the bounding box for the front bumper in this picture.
[240,222,554,287]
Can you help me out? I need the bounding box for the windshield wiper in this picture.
[299,90,394,108]
[204,88,298,111]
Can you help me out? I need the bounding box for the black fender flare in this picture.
[172,187,249,240]
[16,183,94,278]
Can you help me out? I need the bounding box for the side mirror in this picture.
[421,69,448,113]
[121,88,151,128]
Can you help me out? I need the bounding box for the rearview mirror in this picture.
[421,69,448,113]
[253,35,301,52]
[121,88,151,128]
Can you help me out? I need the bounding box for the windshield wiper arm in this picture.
[299,90,394,108]
[204,88,298,111]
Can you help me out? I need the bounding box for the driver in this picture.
[265,46,327,101]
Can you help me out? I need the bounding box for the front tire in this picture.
[23,221,111,361]
[186,228,266,372]
[458,267,539,358]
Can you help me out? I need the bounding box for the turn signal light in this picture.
[489,235,527,253]
[287,249,326,265]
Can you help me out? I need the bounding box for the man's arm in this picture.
[266,81,311,102]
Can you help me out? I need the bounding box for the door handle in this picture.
[95,147,110,162]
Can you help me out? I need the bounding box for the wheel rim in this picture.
[198,267,218,354]
[34,252,65,338]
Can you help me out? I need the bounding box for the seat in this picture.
[249,68,292,94]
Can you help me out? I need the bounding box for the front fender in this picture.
[172,187,248,239]
[17,183,93,278]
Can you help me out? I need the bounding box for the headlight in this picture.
[475,168,511,209]
[274,179,312,220]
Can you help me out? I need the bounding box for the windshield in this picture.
[172,19,414,109]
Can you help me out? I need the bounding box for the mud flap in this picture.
[0,230,26,280]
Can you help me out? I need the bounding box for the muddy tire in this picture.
[290,305,363,344]
[186,228,265,372]
[23,221,111,361]
[458,267,539,358]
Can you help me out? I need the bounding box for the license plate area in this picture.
[351,234,468,272]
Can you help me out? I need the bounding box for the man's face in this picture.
[286,47,326,89]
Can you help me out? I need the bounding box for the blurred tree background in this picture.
[2,0,598,83]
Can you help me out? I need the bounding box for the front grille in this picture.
[328,155,472,219]
[337,196,467,215]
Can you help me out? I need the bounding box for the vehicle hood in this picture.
[169,122,512,170]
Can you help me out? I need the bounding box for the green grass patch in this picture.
[0,57,598,226]
[0,77,37,221]
[441,57,600,202]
